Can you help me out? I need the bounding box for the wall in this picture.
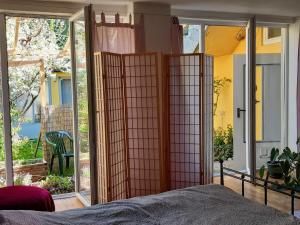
[0,162,48,182]
[40,105,73,163]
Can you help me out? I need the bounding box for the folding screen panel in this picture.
[94,52,128,203]
[167,54,204,189]
[123,53,163,197]
[94,52,213,202]
[203,55,214,184]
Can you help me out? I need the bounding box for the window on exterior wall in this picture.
[263,27,282,45]
[60,79,72,105]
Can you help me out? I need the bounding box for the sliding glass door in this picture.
[70,6,97,205]
[0,14,13,186]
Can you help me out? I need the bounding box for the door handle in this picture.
[237,108,246,118]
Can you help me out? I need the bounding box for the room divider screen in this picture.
[123,53,162,197]
[94,52,128,203]
[167,54,204,189]
[94,52,213,203]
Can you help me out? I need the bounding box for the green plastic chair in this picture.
[45,131,74,175]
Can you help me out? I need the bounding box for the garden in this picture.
[0,16,78,194]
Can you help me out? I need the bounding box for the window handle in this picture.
[237,108,246,118]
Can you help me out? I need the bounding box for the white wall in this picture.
[288,19,300,150]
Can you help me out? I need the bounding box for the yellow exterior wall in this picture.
[209,27,281,130]
[256,66,263,140]
[213,55,234,129]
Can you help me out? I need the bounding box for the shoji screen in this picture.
[94,52,214,202]
[203,55,214,184]
[167,54,204,189]
[94,52,128,203]
[123,53,163,197]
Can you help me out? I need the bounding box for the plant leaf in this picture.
[259,165,265,178]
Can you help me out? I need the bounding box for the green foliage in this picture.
[47,19,69,49]
[259,143,300,189]
[14,173,32,185]
[213,78,231,116]
[270,148,280,162]
[12,139,42,161]
[0,111,42,162]
[259,165,265,178]
[214,125,233,161]
[38,175,74,195]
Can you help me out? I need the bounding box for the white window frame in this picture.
[0,13,13,186]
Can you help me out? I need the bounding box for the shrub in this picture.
[214,125,233,161]
[37,175,74,195]
[14,173,32,185]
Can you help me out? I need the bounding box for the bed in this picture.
[0,185,299,225]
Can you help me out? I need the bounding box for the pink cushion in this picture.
[0,185,55,212]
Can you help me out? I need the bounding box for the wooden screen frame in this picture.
[165,53,206,189]
[94,52,129,203]
[123,52,163,197]
[94,52,211,202]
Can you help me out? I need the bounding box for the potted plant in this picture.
[277,147,300,189]
[259,148,283,179]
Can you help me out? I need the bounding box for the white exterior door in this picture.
[232,54,281,171]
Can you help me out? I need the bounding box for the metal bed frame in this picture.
[219,160,300,215]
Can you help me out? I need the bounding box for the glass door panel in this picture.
[0,14,12,186]
[0,16,7,186]
[255,26,283,170]
[70,6,95,205]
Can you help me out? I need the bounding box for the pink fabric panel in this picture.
[170,17,183,54]
[94,26,135,54]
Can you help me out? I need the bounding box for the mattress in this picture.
[0,184,299,225]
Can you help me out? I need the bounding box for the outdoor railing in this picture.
[219,160,300,215]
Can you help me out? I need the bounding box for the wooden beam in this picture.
[8,59,41,67]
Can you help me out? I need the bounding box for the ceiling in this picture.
[39,0,300,17]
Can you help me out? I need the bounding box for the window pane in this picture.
[0,43,6,186]
[74,18,91,202]
[183,24,200,53]
[268,28,281,39]
[256,26,283,169]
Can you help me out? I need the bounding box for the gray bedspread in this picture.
[0,184,299,225]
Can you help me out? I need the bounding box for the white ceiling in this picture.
[40,0,300,17]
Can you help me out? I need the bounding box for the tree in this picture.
[6,17,70,116]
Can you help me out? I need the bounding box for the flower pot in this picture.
[267,161,283,179]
